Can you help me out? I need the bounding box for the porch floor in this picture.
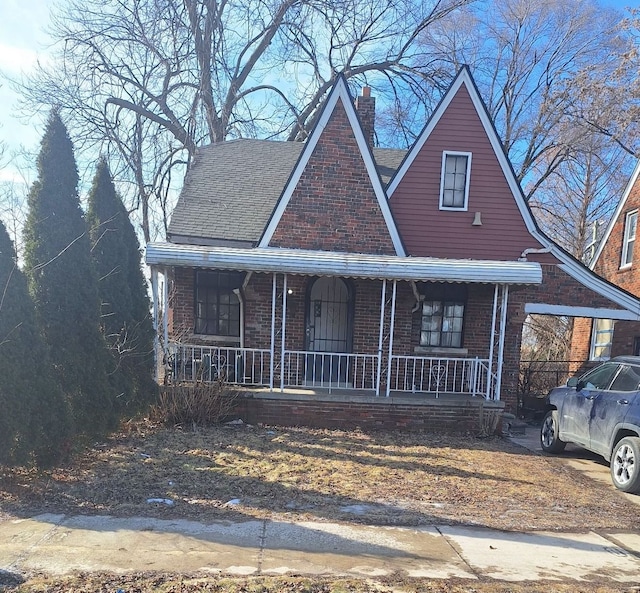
[237,386,493,405]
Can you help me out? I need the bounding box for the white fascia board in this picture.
[258,77,405,257]
[590,158,640,268]
[554,260,640,317]
[525,303,640,321]
[145,243,542,285]
[387,68,539,236]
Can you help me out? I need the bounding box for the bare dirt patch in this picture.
[1,421,639,532]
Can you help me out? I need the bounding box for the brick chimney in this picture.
[355,87,376,148]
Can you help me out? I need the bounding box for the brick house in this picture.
[571,160,640,367]
[146,68,640,431]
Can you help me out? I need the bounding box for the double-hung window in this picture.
[195,271,243,336]
[621,210,637,268]
[440,151,472,211]
[419,285,466,348]
[590,318,615,361]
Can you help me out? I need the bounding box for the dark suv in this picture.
[541,356,640,493]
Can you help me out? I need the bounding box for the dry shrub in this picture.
[152,380,240,427]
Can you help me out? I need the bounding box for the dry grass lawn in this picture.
[3,421,640,592]
[1,420,639,532]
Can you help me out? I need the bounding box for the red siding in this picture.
[390,86,550,261]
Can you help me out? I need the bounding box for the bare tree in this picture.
[17,0,472,242]
[393,0,640,196]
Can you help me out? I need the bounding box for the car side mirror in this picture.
[567,377,579,389]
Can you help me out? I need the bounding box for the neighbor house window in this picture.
[440,151,471,211]
[621,210,637,268]
[195,271,243,336]
[590,318,615,361]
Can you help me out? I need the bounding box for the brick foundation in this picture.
[230,391,504,434]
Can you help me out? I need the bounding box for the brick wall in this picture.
[268,101,396,255]
[170,267,195,340]
[585,176,640,359]
[232,392,504,434]
[569,317,592,373]
[593,176,640,293]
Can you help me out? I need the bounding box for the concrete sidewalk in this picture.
[2,513,640,584]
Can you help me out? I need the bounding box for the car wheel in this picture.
[610,436,640,493]
[540,410,566,453]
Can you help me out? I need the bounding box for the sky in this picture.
[0,0,53,184]
[0,0,639,189]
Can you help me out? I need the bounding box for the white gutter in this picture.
[146,243,542,285]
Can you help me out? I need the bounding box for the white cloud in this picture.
[0,43,40,74]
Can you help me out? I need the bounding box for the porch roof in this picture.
[146,243,542,284]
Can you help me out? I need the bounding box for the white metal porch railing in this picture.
[390,355,495,398]
[165,344,497,398]
[282,350,378,392]
[166,343,271,386]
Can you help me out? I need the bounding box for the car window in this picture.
[579,363,621,390]
[609,365,640,392]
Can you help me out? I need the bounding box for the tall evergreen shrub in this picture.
[0,221,72,467]
[23,111,118,436]
[86,159,156,411]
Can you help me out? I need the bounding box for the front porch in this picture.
[147,244,547,418]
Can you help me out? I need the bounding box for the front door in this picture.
[305,277,352,386]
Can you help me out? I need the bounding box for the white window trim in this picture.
[589,318,615,361]
[620,210,637,269]
[439,151,472,212]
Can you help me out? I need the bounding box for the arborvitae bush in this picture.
[0,221,72,467]
[86,158,157,413]
[23,111,118,438]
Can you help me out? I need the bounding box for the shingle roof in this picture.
[167,139,406,245]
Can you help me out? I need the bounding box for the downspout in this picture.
[410,280,424,313]
[519,246,552,261]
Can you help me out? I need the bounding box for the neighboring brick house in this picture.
[571,161,640,368]
[146,68,640,431]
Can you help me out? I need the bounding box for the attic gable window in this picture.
[621,210,637,268]
[440,151,471,211]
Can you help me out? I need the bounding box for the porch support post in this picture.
[375,279,387,396]
[495,284,509,401]
[270,273,276,390]
[385,280,398,397]
[487,284,499,399]
[280,274,288,392]
[162,267,169,355]
[151,266,160,382]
